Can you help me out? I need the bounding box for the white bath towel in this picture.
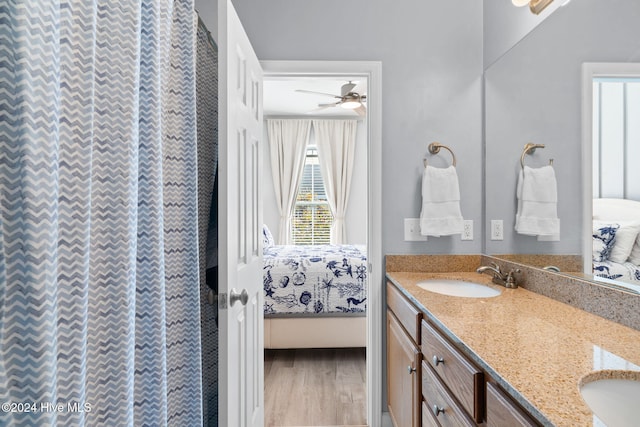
[515,165,560,236]
[420,165,464,236]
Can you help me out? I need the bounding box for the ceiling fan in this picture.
[296,81,367,116]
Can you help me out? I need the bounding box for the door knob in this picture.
[230,288,249,306]
[432,355,445,366]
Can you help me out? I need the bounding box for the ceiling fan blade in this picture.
[318,101,341,107]
[341,81,357,96]
[306,104,335,114]
[295,89,340,98]
[354,104,367,117]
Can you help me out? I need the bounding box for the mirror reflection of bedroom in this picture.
[262,77,369,426]
[591,75,640,293]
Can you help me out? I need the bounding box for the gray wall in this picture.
[484,0,640,255]
[231,0,484,257]
[196,0,217,33]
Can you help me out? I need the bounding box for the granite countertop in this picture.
[386,271,640,427]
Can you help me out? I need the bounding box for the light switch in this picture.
[404,218,427,241]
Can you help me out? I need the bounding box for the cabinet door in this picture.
[387,310,421,427]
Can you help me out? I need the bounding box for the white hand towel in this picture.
[515,165,560,236]
[420,165,464,236]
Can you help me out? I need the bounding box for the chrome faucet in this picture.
[476,262,521,289]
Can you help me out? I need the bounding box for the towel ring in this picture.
[423,142,456,167]
[520,142,552,169]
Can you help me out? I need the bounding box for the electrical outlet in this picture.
[491,220,504,240]
[461,220,473,240]
[404,218,427,241]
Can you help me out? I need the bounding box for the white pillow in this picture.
[262,224,275,248]
[593,221,619,262]
[609,221,640,264]
[593,198,640,221]
[629,234,640,265]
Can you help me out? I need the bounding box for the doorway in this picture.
[261,60,382,427]
[581,62,640,292]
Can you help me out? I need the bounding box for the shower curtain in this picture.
[195,17,219,427]
[0,0,203,426]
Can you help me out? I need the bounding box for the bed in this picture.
[592,198,640,283]
[262,226,367,349]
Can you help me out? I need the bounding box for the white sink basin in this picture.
[416,279,501,298]
[579,371,640,427]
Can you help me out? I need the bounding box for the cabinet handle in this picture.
[407,365,416,374]
[433,405,445,416]
[432,355,444,366]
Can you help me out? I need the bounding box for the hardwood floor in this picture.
[264,348,367,427]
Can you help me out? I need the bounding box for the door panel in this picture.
[218,0,264,425]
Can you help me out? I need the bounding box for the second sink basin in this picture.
[579,370,640,427]
[416,279,501,298]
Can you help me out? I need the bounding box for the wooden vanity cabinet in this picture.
[386,282,422,427]
[386,281,540,427]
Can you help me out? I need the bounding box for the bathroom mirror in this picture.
[483,0,640,290]
[483,0,562,69]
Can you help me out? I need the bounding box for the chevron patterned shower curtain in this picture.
[0,1,203,426]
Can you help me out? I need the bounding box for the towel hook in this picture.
[520,142,552,169]
[423,142,457,167]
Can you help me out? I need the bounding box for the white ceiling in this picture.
[263,77,367,118]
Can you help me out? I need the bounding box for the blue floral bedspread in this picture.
[263,244,367,317]
[593,260,640,282]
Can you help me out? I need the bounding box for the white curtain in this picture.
[313,120,358,245]
[267,119,312,244]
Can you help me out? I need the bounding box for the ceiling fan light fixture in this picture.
[341,100,361,109]
[512,0,529,6]
[341,93,362,109]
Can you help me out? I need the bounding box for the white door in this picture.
[218,0,264,425]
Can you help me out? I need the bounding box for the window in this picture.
[592,77,640,199]
[291,146,333,245]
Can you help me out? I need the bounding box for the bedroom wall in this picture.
[262,119,368,245]
[230,0,484,258]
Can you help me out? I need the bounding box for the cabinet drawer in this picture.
[387,282,421,344]
[421,399,440,427]
[422,361,475,427]
[421,320,483,423]
[486,382,538,427]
